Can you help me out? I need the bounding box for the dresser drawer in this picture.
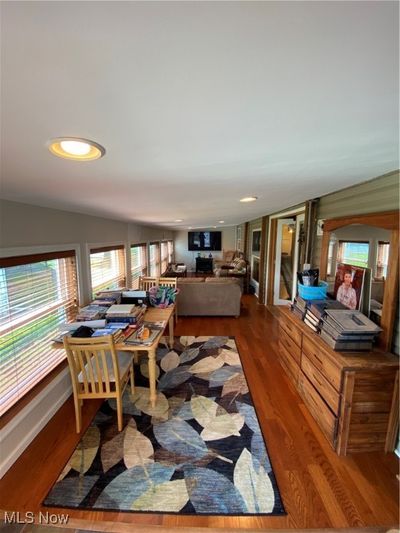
[301,354,341,414]
[280,317,302,347]
[302,336,342,392]
[279,340,299,384]
[298,372,338,447]
[279,327,301,365]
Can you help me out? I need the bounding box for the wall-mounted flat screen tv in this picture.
[188,231,222,251]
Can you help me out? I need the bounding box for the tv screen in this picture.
[188,231,222,251]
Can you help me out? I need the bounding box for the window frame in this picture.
[337,239,370,269]
[149,242,161,277]
[88,243,126,296]
[160,241,169,275]
[130,243,148,289]
[0,247,80,417]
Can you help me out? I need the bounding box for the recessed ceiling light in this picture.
[48,137,105,161]
[213,226,217,228]
[240,196,258,203]
[218,220,225,224]
[175,219,183,222]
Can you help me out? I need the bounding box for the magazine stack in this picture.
[106,304,146,327]
[320,309,382,351]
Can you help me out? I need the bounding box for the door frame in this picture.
[266,207,305,305]
[273,218,296,305]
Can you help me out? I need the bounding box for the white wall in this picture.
[174,226,236,271]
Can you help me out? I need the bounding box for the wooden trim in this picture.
[385,371,399,452]
[243,222,249,259]
[379,228,399,351]
[336,371,355,456]
[267,218,278,305]
[323,210,399,232]
[90,244,125,254]
[0,249,76,268]
[258,216,268,305]
[319,230,331,280]
[130,242,147,249]
[0,359,69,429]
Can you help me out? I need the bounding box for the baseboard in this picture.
[0,368,72,478]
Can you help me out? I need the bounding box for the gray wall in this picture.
[174,227,236,272]
[0,199,174,304]
[312,171,399,267]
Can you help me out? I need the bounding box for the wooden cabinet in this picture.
[278,307,399,455]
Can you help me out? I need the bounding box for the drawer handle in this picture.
[313,352,323,365]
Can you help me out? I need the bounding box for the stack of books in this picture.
[106,304,146,326]
[91,323,126,343]
[76,304,109,321]
[303,299,347,333]
[91,293,120,307]
[320,309,382,351]
[290,296,311,320]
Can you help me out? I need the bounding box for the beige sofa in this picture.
[177,277,242,317]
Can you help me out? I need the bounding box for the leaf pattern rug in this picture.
[44,336,285,515]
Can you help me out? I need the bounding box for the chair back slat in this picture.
[64,335,121,394]
[139,276,159,290]
[159,277,178,288]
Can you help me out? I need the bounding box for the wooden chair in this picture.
[139,276,159,291]
[159,277,178,322]
[64,335,134,433]
[139,276,179,323]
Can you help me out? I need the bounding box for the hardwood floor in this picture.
[0,296,398,530]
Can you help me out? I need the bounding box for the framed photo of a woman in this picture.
[333,263,365,310]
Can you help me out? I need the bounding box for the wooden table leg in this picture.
[169,313,174,349]
[148,348,157,407]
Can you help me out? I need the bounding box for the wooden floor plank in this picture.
[0,295,398,530]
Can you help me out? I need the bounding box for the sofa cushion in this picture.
[205,277,241,286]
[177,277,205,284]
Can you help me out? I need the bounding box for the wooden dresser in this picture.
[278,307,399,455]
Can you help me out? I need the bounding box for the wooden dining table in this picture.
[115,305,175,407]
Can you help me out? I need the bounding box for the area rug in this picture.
[43,336,285,515]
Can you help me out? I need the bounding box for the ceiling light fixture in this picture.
[240,196,258,203]
[218,220,225,224]
[175,219,183,222]
[48,137,105,161]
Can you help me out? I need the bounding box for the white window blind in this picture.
[130,244,147,289]
[149,242,160,277]
[90,246,126,296]
[161,242,168,274]
[0,251,78,415]
[376,241,390,279]
[167,240,174,264]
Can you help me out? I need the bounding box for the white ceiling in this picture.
[0,1,398,229]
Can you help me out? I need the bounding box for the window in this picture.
[149,242,160,277]
[130,244,147,289]
[167,240,174,264]
[376,241,390,279]
[337,241,369,268]
[90,246,125,296]
[0,251,78,415]
[161,242,169,274]
[327,240,335,276]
